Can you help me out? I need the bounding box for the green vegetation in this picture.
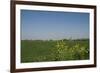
[21,39,89,63]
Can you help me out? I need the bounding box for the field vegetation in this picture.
[21,39,89,63]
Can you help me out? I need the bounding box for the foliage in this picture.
[21,39,89,63]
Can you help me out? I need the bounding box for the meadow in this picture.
[21,39,89,63]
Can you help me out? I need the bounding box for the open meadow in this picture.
[21,39,89,63]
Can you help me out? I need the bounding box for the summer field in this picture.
[21,39,89,63]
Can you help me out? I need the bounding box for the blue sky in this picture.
[21,10,89,40]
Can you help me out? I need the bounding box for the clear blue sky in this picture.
[21,10,89,40]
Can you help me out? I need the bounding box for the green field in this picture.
[21,39,89,63]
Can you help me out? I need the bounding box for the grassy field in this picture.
[21,39,89,63]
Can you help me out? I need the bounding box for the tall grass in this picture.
[21,39,89,63]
